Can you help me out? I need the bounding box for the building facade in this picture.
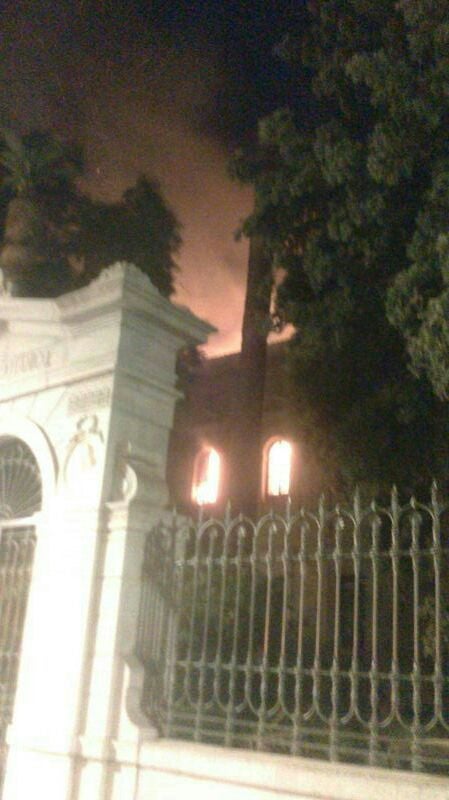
[167,343,322,515]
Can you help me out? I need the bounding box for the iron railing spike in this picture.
[353,486,362,523]
[431,480,439,508]
[391,485,399,514]
[139,484,448,774]
[286,494,292,522]
[318,493,325,516]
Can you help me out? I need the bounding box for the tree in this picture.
[0,129,82,296]
[376,0,449,400]
[75,175,181,297]
[231,0,449,496]
[0,130,181,299]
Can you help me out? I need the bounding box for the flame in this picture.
[192,447,220,505]
[267,440,292,497]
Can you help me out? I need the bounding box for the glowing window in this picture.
[266,439,292,497]
[192,447,220,505]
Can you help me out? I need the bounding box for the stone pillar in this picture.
[0,263,213,800]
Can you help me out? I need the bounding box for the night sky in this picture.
[0,0,304,354]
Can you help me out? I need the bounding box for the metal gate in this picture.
[139,490,449,775]
[0,439,41,792]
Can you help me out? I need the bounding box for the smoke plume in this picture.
[0,0,255,354]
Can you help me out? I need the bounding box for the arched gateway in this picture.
[0,264,212,800]
[0,437,42,787]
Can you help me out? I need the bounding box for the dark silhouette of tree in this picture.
[231,0,449,495]
[75,176,181,297]
[0,129,82,296]
[0,130,181,299]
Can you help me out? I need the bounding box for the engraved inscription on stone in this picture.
[0,347,52,379]
[67,386,112,416]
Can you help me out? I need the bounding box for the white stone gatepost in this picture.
[0,263,212,800]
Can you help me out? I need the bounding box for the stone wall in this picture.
[136,741,449,800]
[0,263,213,800]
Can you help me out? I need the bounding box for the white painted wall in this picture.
[135,740,449,800]
[0,264,213,800]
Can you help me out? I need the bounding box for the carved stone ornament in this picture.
[63,414,104,492]
[112,440,168,507]
[67,384,112,416]
[113,440,138,503]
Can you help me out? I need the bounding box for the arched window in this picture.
[265,438,292,497]
[0,437,42,519]
[192,446,220,506]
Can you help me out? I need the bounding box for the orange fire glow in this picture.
[192,447,220,505]
[267,439,292,497]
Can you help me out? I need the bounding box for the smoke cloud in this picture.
[0,0,256,354]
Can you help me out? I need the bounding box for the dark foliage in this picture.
[0,130,180,298]
[231,0,449,495]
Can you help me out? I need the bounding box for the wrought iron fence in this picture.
[0,522,36,792]
[138,487,449,774]
[0,438,41,794]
